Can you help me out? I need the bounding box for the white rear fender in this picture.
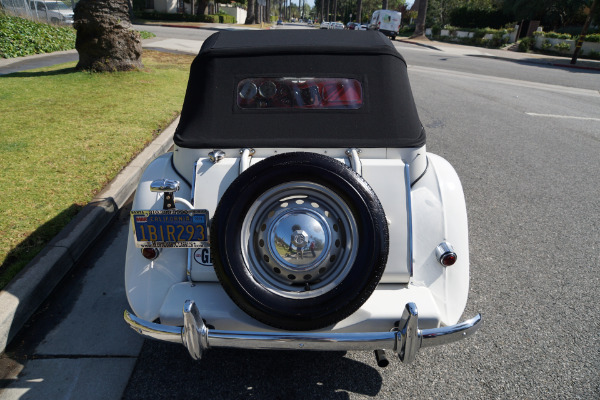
[125,153,192,321]
[411,153,469,325]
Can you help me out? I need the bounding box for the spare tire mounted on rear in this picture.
[211,152,389,331]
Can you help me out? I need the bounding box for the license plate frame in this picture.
[131,209,210,248]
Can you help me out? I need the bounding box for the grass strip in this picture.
[0,50,194,289]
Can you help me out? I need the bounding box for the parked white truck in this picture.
[369,9,402,39]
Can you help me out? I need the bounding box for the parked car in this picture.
[369,9,402,39]
[8,0,73,24]
[330,22,345,30]
[276,19,283,25]
[346,22,359,30]
[124,30,482,366]
[319,21,330,29]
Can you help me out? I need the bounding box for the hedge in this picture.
[134,11,235,24]
[0,12,76,58]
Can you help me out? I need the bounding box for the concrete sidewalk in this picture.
[398,38,600,72]
[0,50,78,75]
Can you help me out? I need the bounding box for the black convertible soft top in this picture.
[174,30,425,149]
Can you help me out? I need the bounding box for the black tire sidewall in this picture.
[211,152,389,331]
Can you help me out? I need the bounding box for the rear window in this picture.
[237,78,363,110]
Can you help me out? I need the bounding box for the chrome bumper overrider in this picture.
[124,301,482,363]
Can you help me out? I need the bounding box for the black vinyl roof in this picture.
[174,30,426,149]
[198,29,406,57]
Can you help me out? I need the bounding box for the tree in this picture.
[572,0,598,64]
[246,0,256,23]
[411,0,428,38]
[503,0,593,29]
[74,0,142,72]
[357,0,363,22]
[196,0,210,15]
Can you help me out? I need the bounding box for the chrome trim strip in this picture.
[124,302,482,363]
[239,148,255,174]
[345,148,362,175]
[404,164,414,277]
[188,158,199,282]
[191,158,199,205]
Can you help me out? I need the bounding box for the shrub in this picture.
[544,32,572,39]
[541,39,552,50]
[518,37,534,52]
[586,50,600,60]
[217,14,236,24]
[0,12,75,58]
[137,30,156,39]
[134,11,221,23]
[554,42,571,52]
[583,34,600,43]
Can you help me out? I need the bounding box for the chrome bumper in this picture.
[124,301,482,363]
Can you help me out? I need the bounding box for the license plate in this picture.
[131,209,209,248]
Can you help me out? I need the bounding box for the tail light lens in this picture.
[435,242,457,267]
[141,247,160,261]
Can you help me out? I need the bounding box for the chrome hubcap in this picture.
[241,182,358,299]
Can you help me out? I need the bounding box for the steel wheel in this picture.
[241,181,359,298]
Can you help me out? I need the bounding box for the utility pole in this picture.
[571,0,598,64]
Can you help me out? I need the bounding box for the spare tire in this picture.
[211,152,389,331]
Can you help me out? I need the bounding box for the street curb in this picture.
[0,116,179,354]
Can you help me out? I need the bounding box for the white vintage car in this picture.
[124,30,481,366]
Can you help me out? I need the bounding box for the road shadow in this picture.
[0,67,79,78]
[123,340,384,399]
[396,39,443,51]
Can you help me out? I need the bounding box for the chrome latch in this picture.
[345,148,362,175]
[208,150,226,164]
[239,148,255,174]
[150,179,180,209]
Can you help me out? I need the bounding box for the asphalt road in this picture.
[121,41,600,399]
[1,26,599,399]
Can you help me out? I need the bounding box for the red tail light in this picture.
[435,242,457,267]
[141,248,160,260]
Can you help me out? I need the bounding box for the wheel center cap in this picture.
[268,209,331,271]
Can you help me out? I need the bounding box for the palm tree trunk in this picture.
[411,0,428,38]
[246,0,256,23]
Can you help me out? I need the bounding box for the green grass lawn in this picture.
[0,50,194,289]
